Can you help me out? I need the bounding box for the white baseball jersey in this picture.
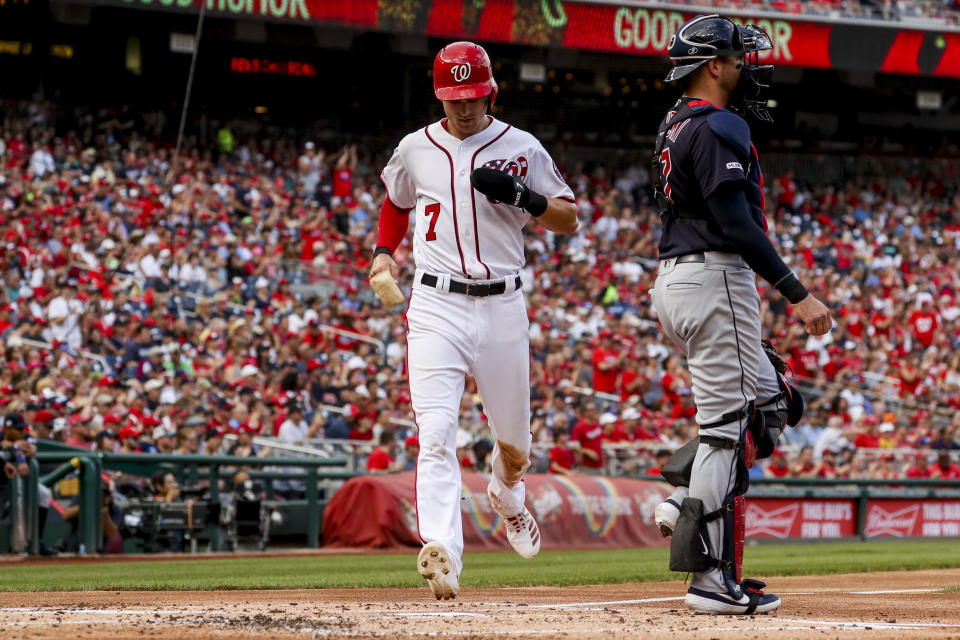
[381,115,573,577]
[380,116,574,279]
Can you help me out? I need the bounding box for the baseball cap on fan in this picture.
[2,412,27,431]
[95,429,118,444]
[152,426,176,440]
[32,409,55,425]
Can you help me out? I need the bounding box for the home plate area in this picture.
[3,569,959,639]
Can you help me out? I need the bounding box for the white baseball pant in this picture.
[406,270,532,577]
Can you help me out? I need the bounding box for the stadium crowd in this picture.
[0,98,959,488]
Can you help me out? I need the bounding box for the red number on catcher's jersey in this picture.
[424,203,440,241]
[659,149,673,201]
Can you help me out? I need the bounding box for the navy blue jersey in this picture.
[656,98,762,259]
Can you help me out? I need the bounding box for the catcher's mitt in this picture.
[761,339,788,374]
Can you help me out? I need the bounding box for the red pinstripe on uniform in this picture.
[424,125,468,277]
[468,124,513,279]
[403,288,427,545]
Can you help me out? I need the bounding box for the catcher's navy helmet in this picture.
[665,14,775,121]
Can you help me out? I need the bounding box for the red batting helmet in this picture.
[433,41,498,106]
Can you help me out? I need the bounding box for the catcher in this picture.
[648,14,831,615]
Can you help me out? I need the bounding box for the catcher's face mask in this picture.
[729,24,774,122]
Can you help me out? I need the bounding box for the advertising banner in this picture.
[322,471,672,550]
[69,0,960,77]
[864,499,960,538]
[323,475,960,548]
[745,496,960,539]
[745,498,857,539]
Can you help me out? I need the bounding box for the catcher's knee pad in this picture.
[759,400,787,431]
[744,402,765,468]
[756,426,781,459]
[756,401,784,460]
[755,380,790,459]
[661,437,700,488]
[668,400,762,485]
[778,372,805,427]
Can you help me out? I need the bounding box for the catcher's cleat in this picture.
[684,586,781,615]
[503,507,541,559]
[654,499,681,537]
[417,542,459,600]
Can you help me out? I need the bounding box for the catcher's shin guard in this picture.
[669,433,748,575]
[670,489,747,597]
[732,494,745,583]
[719,435,755,599]
[669,496,734,573]
[720,494,770,601]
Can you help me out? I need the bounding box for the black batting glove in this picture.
[470,168,548,216]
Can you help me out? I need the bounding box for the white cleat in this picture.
[503,506,541,559]
[655,499,680,538]
[417,542,459,600]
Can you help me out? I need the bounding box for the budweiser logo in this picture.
[531,484,564,525]
[745,503,799,538]
[865,504,920,537]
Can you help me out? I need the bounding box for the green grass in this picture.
[2,541,958,592]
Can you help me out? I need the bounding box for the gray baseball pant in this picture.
[652,251,764,594]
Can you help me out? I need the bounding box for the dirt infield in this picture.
[3,568,959,639]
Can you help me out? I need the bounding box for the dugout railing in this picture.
[1,457,40,554]
[222,434,958,480]
[5,441,354,555]
[7,448,958,554]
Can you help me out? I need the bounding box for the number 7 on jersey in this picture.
[424,202,440,241]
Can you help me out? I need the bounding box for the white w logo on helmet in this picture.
[451,63,472,83]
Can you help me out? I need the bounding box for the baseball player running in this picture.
[648,15,831,615]
[370,41,578,600]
